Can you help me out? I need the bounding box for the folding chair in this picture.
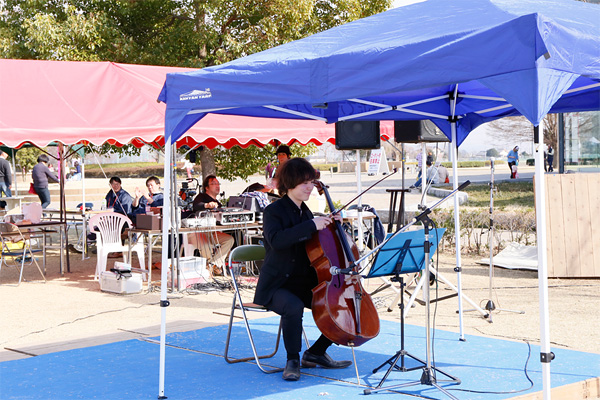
[0,222,45,286]
[224,244,309,373]
[88,212,145,280]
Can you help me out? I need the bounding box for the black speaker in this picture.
[394,120,449,143]
[335,121,380,150]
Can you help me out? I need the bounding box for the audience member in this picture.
[105,176,133,217]
[436,162,450,183]
[132,176,164,216]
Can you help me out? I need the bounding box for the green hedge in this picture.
[312,163,338,172]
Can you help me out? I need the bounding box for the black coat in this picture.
[253,195,318,306]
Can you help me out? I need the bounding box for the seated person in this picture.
[188,175,234,270]
[89,177,132,255]
[411,160,438,188]
[105,176,133,217]
[132,176,164,216]
[240,182,272,211]
[436,163,450,184]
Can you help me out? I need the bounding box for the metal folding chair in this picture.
[224,244,309,373]
[0,222,45,286]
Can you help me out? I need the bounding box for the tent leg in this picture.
[158,137,173,399]
[450,121,466,340]
[534,122,552,400]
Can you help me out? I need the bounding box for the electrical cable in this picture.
[447,341,534,395]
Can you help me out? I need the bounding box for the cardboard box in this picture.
[100,271,143,294]
[136,214,162,230]
[167,256,209,290]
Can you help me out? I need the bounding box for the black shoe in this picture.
[282,359,300,381]
[68,244,82,254]
[301,351,352,369]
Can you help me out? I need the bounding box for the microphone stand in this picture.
[364,184,468,398]
[352,181,471,269]
[468,158,524,322]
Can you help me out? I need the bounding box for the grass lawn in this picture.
[462,181,534,209]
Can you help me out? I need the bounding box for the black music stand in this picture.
[364,227,460,398]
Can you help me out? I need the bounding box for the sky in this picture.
[392,0,426,8]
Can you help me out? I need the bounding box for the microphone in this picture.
[329,266,358,276]
[458,180,471,191]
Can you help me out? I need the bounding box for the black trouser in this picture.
[508,161,516,178]
[547,156,554,172]
[267,285,332,360]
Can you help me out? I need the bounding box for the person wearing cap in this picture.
[275,144,292,165]
[507,146,519,179]
[266,145,292,191]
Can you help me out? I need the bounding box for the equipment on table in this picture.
[212,208,255,225]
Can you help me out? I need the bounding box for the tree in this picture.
[15,147,43,174]
[486,114,559,150]
[0,0,391,180]
[485,148,499,157]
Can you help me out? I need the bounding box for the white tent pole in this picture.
[533,121,552,400]
[450,121,465,341]
[158,135,172,399]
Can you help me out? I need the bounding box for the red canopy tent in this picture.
[0,59,365,149]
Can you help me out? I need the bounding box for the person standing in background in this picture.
[266,144,292,192]
[507,146,519,179]
[32,154,59,208]
[0,151,12,197]
[546,145,555,173]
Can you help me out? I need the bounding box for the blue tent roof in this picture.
[159,0,600,146]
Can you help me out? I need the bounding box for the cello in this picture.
[306,180,380,347]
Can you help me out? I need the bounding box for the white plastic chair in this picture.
[88,212,145,280]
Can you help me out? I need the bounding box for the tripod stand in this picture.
[480,158,524,322]
[363,223,460,398]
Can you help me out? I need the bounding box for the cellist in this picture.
[253,157,352,381]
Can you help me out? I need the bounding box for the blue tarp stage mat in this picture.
[2,315,599,399]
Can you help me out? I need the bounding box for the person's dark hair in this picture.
[276,158,318,195]
[146,176,160,186]
[202,174,217,193]
[243,182,266,193]
[37,154,49,164]
[275,144,292,157]
[109,176,122,184]
[0,200,6,209]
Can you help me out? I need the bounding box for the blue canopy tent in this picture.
[158,0,600,397]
